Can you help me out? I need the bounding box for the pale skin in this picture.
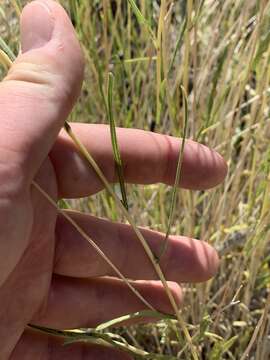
[0,1,227,359]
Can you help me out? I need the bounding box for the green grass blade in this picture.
[58,198,71,209]
[29,324,177,359]
[11,0,22,16]
[0,37,16,62]
[107,72,129,210]
[158,85,189,260]
[126,0,157,47]
[192,0,206,27]
[96,310,176,331]
[0,49,12,69]
[168,18,187,76]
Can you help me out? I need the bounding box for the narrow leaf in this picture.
[0,37,16,62]
[96,310,176,331]
[158,85,189,259]
[107,72,129,210]
[127,0,157,47]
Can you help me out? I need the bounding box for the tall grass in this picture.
[1,0,270,359]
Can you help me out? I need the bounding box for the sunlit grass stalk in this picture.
[156,0,166,126]
[116,56,157,64]
[239,293,270,360]
[107,72,129,210]
[0,49,12,70]
[183,0,193,92]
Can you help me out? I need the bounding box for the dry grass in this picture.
[1,0,270,359]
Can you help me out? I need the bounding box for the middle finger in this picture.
[54,210,219,283]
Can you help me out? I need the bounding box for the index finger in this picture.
[50,123,227,198]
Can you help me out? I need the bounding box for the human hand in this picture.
[0,1,227,359]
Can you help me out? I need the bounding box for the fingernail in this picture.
[21,1,54,53]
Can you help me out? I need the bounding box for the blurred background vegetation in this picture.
[1,0,270,359]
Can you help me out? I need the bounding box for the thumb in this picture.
[0,0,83,288]
[0,0,84,191]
